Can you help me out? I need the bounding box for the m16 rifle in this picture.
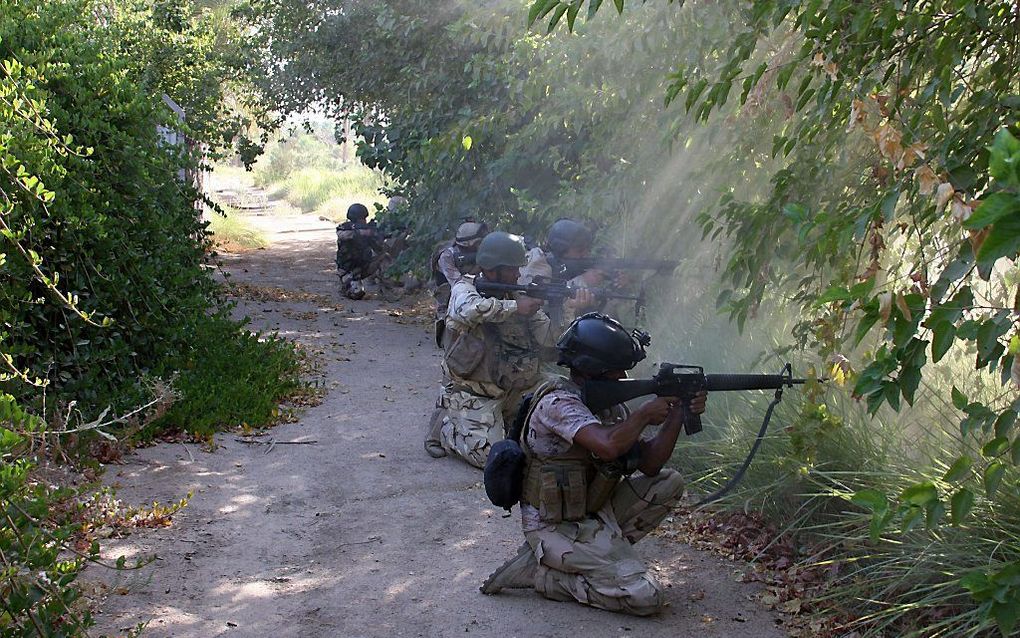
[582,362,807,435]
[475,278,646,316]
[582,362,813,505]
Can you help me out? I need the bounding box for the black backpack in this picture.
[483,394,533,512]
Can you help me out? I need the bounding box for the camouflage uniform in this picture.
[433,243,474,323]
[438,276,558,468]
[517,380,684,616]
[336,221,383,298]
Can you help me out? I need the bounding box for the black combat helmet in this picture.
[347,203,370,222]
[546,219,593,258]
[556,312,649,376]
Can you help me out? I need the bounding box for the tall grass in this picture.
[270,165,386,215]
[655,290,1020,635]
[206,209,268,252]
[252,131,388,216]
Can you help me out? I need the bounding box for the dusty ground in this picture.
[90,194,786,638]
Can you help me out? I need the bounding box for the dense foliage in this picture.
[245,0,1020,634]
[2,0,300,633]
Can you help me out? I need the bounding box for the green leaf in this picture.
[988,129,1020,185]
[613,0,624,13]
[994,411,1017,438]
[685,78,708,112]
[963,192,1020,230]
[548,3,568,30]
[943,455,973,482]
[950,488,975,525]
[901,481,938,506]
[461,135,472,151]
[1011,437,1020,465]
[528,0,559,25]
[977,213,1020,267]
[982,437,1009,458]
[950,383,966,408]
[984,461,1006,498]
[814,286,852,305]
[901,505,924,533]
[931,321,956,362]
[565,1,581,30]
[851,488,888,513]
[586,0,604,20]
[960,569,991,596]
[993,600,1020,637]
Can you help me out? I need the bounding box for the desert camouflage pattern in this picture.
[525,470,684,616]
[518,386,684,615]
[438,277,557,466]
[441,278,556,398]
[438,386,540,468]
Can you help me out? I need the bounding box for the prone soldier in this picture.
[481,312,708,616]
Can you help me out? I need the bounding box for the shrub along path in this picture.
[90,205,784,637]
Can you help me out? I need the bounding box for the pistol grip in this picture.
[682,402,703,436]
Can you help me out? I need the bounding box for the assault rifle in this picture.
[582,363,808,436]
[558,257,679,278]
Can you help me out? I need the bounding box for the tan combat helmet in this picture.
[455,221,489,249]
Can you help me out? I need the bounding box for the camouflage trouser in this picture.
[439,386,536,468]
[524,469,685,616]
[337,269,366,299]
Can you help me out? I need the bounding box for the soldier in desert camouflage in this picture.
[481,313,708,616]
[434,231,592,468]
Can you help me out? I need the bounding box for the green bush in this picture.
[0,394,97,636]
[1,3,304,634]
[151,313,304,436]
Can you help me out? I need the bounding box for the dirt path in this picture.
[90,205,786,638]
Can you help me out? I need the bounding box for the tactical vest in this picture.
[336,221,378,271]
[520,378,630,523]
[443,280,545,394]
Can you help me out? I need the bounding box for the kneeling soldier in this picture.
[481,312,708,616]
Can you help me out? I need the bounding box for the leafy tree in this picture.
[538,0,1020,633]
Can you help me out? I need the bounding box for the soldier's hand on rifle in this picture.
[515,295,544,316]
[564,288,597,314]
[634,396,678,426]
[688,390,708,416]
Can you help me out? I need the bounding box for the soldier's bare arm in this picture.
[572,396,675,461]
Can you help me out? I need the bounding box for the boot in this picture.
[424,407,447,458]
[480,543,537,594]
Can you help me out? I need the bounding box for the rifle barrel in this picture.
[705,373,806,391]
